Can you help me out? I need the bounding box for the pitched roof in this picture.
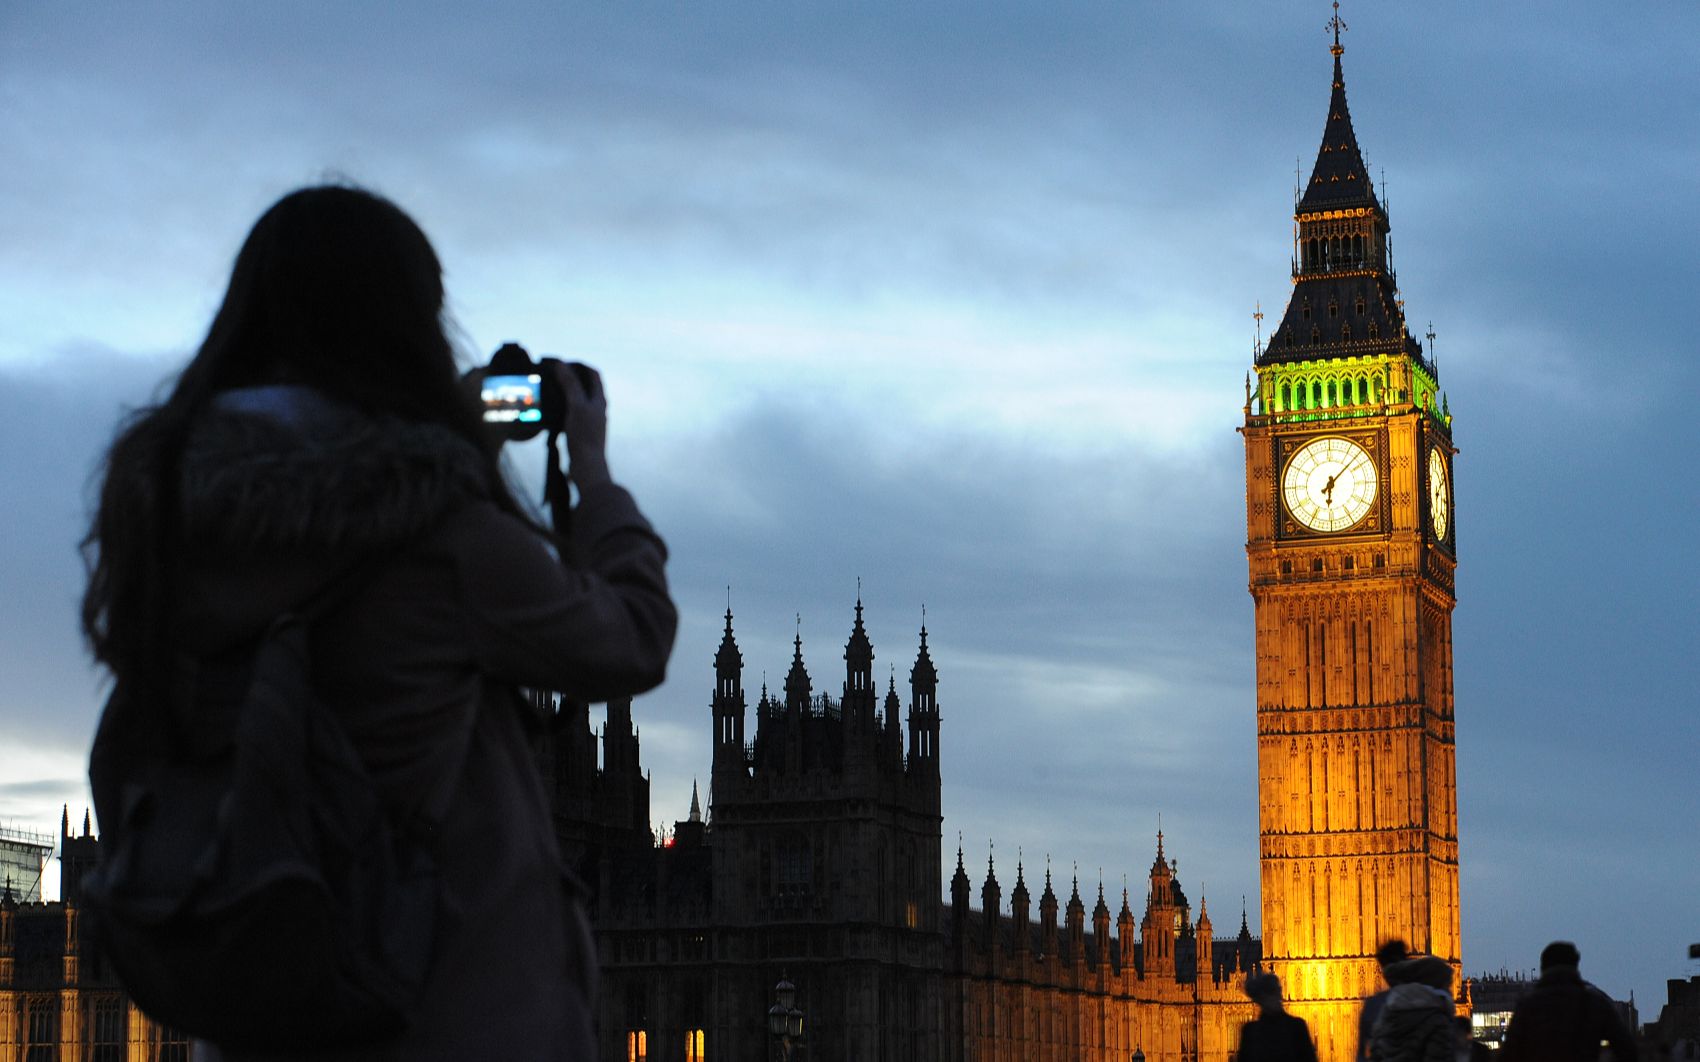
[1298,51,1381,214]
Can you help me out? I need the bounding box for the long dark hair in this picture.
[83,184,527,686]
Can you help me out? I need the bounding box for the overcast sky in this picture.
[3,0,1697,1014]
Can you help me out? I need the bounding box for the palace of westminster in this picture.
[2,19,1477,1062]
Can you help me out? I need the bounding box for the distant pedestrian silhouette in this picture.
[1237,972,1320,1062]
[1357,938,1410,1059]
[82,184,677,1058]
[1366,954,1454,1062]
[1501,941,1637,1062]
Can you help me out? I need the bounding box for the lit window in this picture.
[628,1030,648,1062]
[686,1028,706,1061]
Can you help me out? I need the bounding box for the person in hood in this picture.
[1501,941,1638,1062]
[1368,954,1456,1062]
[81,184,677,1059]
[1357,938,1411,1059]
[1237,972,1320,1062]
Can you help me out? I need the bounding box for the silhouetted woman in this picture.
[1238,973,1320,1062]
[82,184,676,1059]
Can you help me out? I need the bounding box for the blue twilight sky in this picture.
[2,0,1697,1013]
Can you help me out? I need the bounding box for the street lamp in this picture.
[1131,1049,1145,1062]
[768,976,804,1060]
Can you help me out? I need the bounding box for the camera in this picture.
[472,342,566,443]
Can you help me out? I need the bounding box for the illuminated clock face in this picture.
[1282,436,1378,532]
[1428,446,1450,540]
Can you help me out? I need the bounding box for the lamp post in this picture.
[767,976,804,1061]
[1131,1049,1145,1062]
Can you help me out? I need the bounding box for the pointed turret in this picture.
[844,596,874,699]
[882,671,906,769]
[1142,832,1179,979]
[1039,860,1060,959]
[842,598,878,768]
[1093,876,1112,969]
[1196,894,1216,984]
[712,607,747,780]
[906,620,940,777]
[784,628,811,716]
[981,846,1002,954]
[1118,884,1137,976]
[1011,856,1031,955]
[672,779,707,848]
[780,625,811,773]
[950,840,971,965]
[1066,868,1086,965]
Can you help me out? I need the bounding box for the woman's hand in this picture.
[554,361,611,490]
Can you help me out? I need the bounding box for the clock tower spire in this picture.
[1241,16,1460,1060]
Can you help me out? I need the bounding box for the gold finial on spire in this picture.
[1329,2,1348,56]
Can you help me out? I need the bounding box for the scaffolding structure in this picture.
[0,824,53,903]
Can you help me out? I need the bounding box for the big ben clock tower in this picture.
[1242,12,1459,1060]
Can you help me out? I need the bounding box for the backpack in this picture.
[83,587,439,1050]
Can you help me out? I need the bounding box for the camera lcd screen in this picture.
[481,374,545,424]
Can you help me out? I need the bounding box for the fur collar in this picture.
[179,385,491,556]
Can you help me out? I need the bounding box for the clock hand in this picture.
[1322,473,1338,505]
